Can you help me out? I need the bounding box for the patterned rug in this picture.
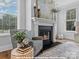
[36,41,79,59]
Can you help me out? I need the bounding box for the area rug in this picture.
[37,41,79,59]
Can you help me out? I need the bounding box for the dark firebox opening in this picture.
[38,26,53,48]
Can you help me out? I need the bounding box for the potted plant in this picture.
[14,31,29,49]
[12,31,33,57]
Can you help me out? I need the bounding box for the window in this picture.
[0,0,17,33]
[66,9,76,31]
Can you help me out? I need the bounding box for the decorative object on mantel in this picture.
[14,31,30,49]
[34,0,41,18]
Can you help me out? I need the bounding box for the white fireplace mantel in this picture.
[32,17,54,26]
[32,17,57,42]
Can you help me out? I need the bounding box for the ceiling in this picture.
[54,0,79,7]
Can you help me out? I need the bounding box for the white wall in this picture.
[57,1,79,40]
[38,0,52,19]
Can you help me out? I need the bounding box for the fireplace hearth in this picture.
[38,26,53,48]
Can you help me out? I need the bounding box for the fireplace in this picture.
[38,26,53,48]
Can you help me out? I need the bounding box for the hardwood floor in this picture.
[0,50,11,59]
